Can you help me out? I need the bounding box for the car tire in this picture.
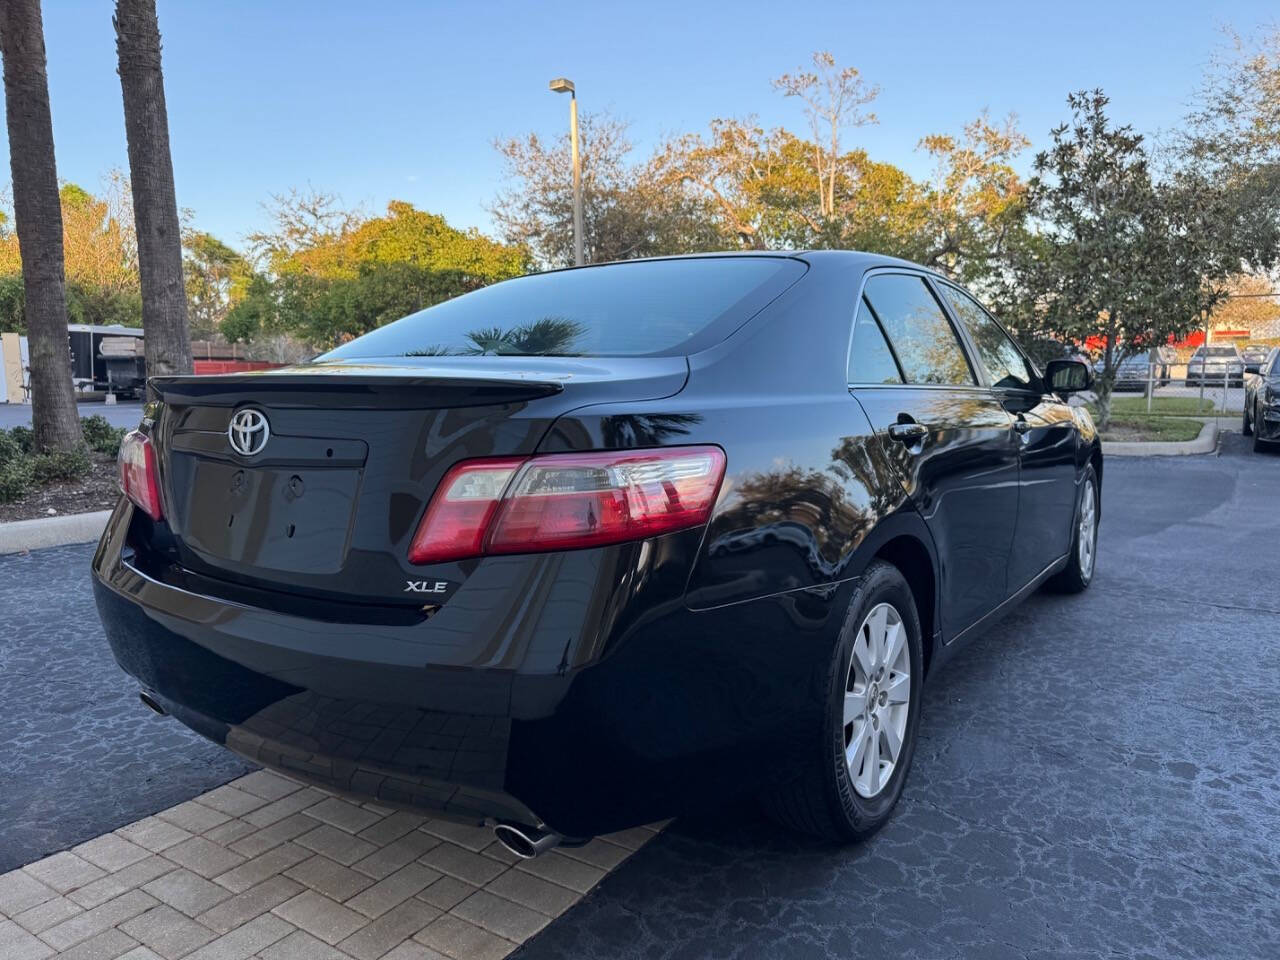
[1046,463,1099,595]
[761,560,923,843]
[1243,404,1253,436]
[1254,409,1270,453]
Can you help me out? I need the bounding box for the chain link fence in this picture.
[1103,305,1280,420]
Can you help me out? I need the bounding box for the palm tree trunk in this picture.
[114,0,191,378]
[0,0,83,453]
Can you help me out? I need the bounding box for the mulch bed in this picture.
[0,453,120,523]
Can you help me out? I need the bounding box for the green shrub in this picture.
[30,447,91,484]
[81,415,127,456]
[0,456,33,503]
[0,430,22,467]
[8,424,33,454]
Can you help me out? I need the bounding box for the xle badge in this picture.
[405,580,449,594]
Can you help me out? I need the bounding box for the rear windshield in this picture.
[320,257,805,360]
[1196,347,1238,357]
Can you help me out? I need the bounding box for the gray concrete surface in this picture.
[1102,417,1218,457]
[0,402,145,430]
[515,432,1280,960]
[0,544,250,873]
[0,510,112,555]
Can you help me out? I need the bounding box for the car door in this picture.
[848,271,1020,639]
[936,281,1079,592]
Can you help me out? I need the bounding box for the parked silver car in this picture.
[1095,347,1173,391]
[1186,345,1245,387]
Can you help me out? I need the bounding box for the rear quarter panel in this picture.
[537,256,922,611]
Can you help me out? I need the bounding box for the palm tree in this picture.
[114,0,191,377]
[0,0,83,452]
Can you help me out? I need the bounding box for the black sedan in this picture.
[93,252,1101,856]
[1243,346,1280,451]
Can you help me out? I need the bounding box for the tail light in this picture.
[409,446,726,565]
[118,429,163,520]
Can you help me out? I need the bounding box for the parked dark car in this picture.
[1243,347,1280,452]
[93,252,1101,854]
[1186,345,1246,387]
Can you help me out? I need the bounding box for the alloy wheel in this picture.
[844,602,911,799]
[1078,479,1097,580]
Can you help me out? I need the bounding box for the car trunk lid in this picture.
[139,356,687,605]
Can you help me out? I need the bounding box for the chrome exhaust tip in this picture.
[493,821,561,859]
[139,691,167,716]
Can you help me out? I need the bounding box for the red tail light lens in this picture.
[409,446,726,565]
[407,458,524,565]
[118,429,163,520]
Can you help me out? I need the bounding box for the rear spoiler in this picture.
[148,372,564,410]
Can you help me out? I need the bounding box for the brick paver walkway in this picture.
[0,770,660,959]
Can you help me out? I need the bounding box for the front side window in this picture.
[862,274,975,386]
[847,297,903,384]
[938,285,1034,390]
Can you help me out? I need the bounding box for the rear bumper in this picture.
[92,546,546,829]
[92,502,850,837]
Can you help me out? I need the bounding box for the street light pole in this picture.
[549,77,584,266]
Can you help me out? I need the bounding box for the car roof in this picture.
[528,249,950,282]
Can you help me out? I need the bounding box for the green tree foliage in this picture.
[182,229,252,339]
[493,113,721,267]
[0,272,24,331]
[227,197,526,348]
[1182,28,1280,276]
[1006,91,1229,428]
[500,53,1028,284]
[0,175,243,338]
[916,112,1031,285]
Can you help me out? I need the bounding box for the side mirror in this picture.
[1245,362,1262,375]
[1044,358,1093,394]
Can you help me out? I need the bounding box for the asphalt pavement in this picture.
[2,433,1278,958]
[0,401,146,431]
[514,433,1280,960]
[0,543,249,872]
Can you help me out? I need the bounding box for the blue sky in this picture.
[12,0,1276,248]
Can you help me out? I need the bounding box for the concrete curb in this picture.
[1102,418,1218,457]
[0,509,111,555]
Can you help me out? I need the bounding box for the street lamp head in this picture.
[549,77,575,95]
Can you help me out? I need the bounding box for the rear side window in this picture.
[847,297,902,384]
[862,275,975,386]
[319,257,806,359]
[938,284,1034,389]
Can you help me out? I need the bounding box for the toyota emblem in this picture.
[228,408,270,457]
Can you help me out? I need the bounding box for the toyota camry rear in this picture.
[92,251,1101,849]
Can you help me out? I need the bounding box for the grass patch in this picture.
[1099,416,1205,442]
[1092,396,1243,418]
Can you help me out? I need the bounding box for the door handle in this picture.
[888,422,929,443]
